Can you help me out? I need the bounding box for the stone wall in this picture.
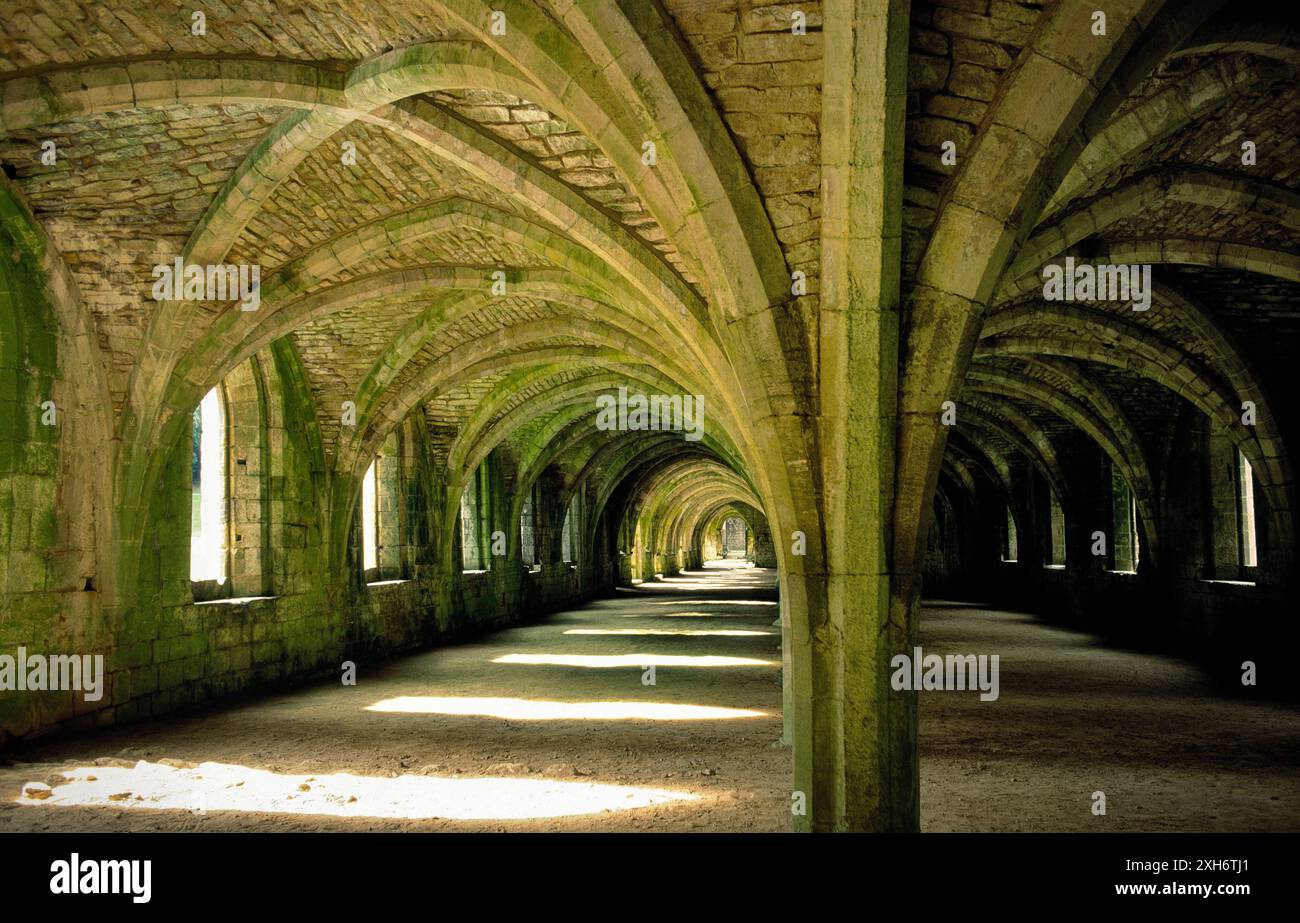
[0,340,599,744]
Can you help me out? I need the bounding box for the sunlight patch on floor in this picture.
[563,628,775,637]
[491,653,775,667]
[623,610,767,619]
[16,761,699,820]
[643,582,772,591]
[365,696,770,720]
[648,599,776,607]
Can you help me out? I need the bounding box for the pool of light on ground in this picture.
[365,696,770,720]
[17,761,699,820]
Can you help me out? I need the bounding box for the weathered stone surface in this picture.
[0,0,1295,840]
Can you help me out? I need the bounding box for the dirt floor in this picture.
[918,600,1300,832]
[2,564,1297,832]
[0,562,790,832]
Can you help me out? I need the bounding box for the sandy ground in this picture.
[918,600,1300,832]
[1,566,1297,832]
[0,562,790,832]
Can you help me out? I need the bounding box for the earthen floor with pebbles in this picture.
[3,564,1297,832]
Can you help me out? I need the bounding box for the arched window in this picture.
[362,458,378,573]
[191,386,228,583]
[520,483,537,569]
[1207,430,1257,581]
[561,496,578,563]
[1110,468,1139,573]
[1000,505,1018,563]
[461,477,482,571]
[1048,490,1066,566]
[1237,449,1258,569]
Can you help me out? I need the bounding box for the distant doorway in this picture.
[722,517,748,559]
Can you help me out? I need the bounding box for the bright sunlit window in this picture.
[362,458,378,572]
[190,387,227,583]
[1238,449,1258,569]
[460,473,481,571]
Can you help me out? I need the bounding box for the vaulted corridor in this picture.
[2,1,1299,837]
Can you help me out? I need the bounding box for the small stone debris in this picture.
[107,791,132,801]
[297,783,311,792]
[21,782,52,800]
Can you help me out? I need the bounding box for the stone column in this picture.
[805,0,915,831]
[752,520,777,568]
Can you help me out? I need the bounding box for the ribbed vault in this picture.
[2,0,1298,836]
